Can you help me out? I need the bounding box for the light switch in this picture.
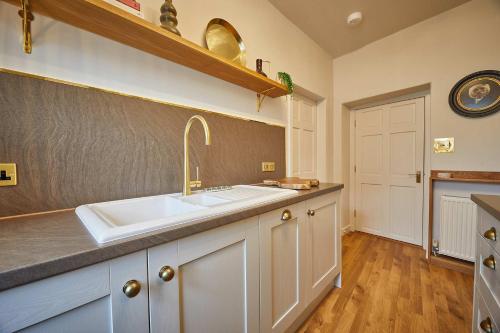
[433,138,454,153]
[0,163,17,186]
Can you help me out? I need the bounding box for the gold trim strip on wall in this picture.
[0,208,75,221]
[0,67,286,128]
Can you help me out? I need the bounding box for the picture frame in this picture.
[448,70,500,118]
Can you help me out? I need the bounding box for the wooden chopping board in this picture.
[263,177,319,190]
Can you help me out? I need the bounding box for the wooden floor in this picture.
[298,232,474,333]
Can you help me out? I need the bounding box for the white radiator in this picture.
[439,195,477,262]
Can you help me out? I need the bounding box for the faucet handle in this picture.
[190,180,202,188]
[190,166,202,188]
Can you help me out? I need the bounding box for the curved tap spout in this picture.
[183,115,211,195]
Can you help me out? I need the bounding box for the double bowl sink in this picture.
[76,185,298,243]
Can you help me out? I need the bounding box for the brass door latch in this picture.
[408,171,422,183]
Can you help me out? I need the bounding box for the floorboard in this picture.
[297,232,473,333]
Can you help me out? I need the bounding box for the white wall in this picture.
[0,0,334,180]
[332,0,500,238]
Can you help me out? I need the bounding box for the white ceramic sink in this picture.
[178,193,231,207]
[76,185,297,243]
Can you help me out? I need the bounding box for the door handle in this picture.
[480,317,493,333]
[281,209,292,221]
[483,255,496,270]
[122,280,141,298]
[159,266,175,282]
[408,171,421,183]
[484,227,497,241]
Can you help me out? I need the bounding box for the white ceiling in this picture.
[269,0,471,58]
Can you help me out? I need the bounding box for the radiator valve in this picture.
[432,239,440,256]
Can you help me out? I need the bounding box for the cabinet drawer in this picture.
[478,234,500,309]
[0,263,109,332]
[474,287,499,333]
[479,208,500,255]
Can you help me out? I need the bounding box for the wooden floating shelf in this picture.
[430,170,500,184]
[3,0,289,98]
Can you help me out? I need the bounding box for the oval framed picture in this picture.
[449,70,500,118]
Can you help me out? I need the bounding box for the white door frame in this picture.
[348,94,431,251]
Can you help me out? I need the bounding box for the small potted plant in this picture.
[277,72,294,95]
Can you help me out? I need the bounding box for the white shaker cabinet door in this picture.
[259,202,307,333]
[148,241,179,333]
[109,250,150,333]
[305,191,341,302]
[148,217,260,333]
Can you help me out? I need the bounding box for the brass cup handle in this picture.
[123,279,141,298]
[484,227,497,241]
[159,265,175,282]
[281,209,292,221]
[480,317,493,333]
[483,255,496,270]
[307,209,315,216]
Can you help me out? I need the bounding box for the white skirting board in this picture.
[342,225,354,235]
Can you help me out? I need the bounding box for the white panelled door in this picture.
[289,95,317,178]
[355,98,424,245]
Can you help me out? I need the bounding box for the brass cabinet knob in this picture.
[307,209,315,217]
[159,265,175,282]
[281,209,292,221]
[480,317,493,333]
[483,255,496,271]
[122,279,141,298]
[484,227,497,241]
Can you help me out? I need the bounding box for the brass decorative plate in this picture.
[449,70,500,118]
[205,18,246,66]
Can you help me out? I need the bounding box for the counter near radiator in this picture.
[472,194,500,221]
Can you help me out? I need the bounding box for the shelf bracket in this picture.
[18,0,34,54]
[256,87,276,112]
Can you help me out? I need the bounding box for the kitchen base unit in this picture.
[0,189,342,333]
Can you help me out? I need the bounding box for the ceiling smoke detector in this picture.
[347,12,363,26]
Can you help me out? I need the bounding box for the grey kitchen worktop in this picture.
[0,183,343,291]
[471,193,500,221]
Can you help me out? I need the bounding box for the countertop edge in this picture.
[0,184,343,291]
[471,194,500,221]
